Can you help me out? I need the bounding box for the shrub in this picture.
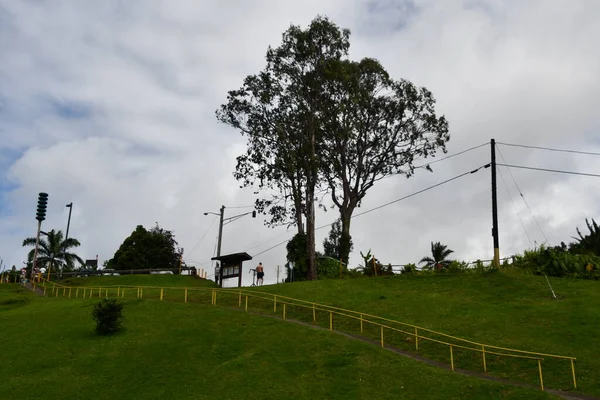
[317,257,341,279]
[92,298,125,335]
[510,245,600,280]
[401,263,417,275]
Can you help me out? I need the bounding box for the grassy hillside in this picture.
[0,284,558,400]
[247,272,600,396]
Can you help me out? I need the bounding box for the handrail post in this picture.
[69,288,72,298]
[274,296,277,313]
[55,288,58,298]
[283,303,286,321]
[122,288,125,298]
[43,286,47,296]
[83,288,86,298]
[360,314,364,334]
[238,291,242,307]
[415,327,419,351]
[482,345,487,373]
[117,286,120,297]
[105,288,108,297]
[245,295,248,312]
[312,304,316,323]
[380,326,384,348]
[570,359,577,389]
[538,359,544,391]
[450,346,455,371]
[63,288,66,297]
[185,288,188,304]
[329,312,333,331]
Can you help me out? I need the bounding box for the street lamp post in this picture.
[204,205,256,285]
[65,202,73,242]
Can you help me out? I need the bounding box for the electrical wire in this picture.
[353,164,488,219]
[187,216,218,256]
[496,141,600,157]
[496,148,549,244]
[249,144,490,256]
[496,163,534,248]
[414,142,489,169]
[251,164,488,257]
[496,163,600,178]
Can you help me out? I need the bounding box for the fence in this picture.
[35,279,577,392]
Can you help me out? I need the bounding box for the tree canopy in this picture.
[217,15,449,278]
[22,229,84,274]
[106,223,182,273]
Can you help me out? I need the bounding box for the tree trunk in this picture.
[305,122,317,281]
[305,188,316,280]
[294,197,304,235]
[339,208,353,266]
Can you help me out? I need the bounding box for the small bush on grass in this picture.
[92,298,125,335]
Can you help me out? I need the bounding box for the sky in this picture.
[1,0,599,287]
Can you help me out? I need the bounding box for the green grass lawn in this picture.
[0,284,559,400]
[243,272,600,397]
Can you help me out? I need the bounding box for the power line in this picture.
[415,142,489,169]
[496,149,549,244]
[187,216,218,256]
[496,164,534,248]
[496,163,600,178]
[353,164,489,219]
[252,164,489,257]
[250,144,490,256]
[497,141,600,157]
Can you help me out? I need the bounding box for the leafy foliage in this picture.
[106,223,182,273]
[510,245,600,279]
[22,229,84,274]
[356,249,394,277]
[570,218,600,256]
[318,57,450,266]
[419,242,454,271]
[217,16,354,279]
[322,218,353,263]
[92,298,124,335]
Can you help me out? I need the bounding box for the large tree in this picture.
[106,223,182,273]
[22,229,84,275]
[217,16,350,280]
[318,57,450,265]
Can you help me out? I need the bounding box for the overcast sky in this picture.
[1,0,599,287]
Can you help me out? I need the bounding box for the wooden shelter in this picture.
[211,252,253,288]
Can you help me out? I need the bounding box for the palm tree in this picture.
[22,229,84,276]
[571,218,600,256]
[419,241,454,271]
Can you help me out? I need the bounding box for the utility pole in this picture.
[65,202,73,241]
[490,138,500,266]
[216,205,225,258]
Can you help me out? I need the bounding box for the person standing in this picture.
[256,263,264,286]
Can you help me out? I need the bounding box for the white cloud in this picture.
[1,0,599,286]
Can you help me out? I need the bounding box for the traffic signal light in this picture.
[36,192,48,222]
[252,210,256,218]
